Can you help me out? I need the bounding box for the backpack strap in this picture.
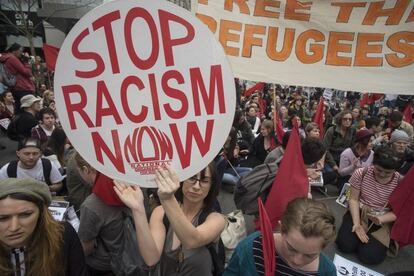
[41,158,52,186]
[6,160,19,178]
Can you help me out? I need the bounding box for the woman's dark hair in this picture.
[43,127,67,166]
[38,107,56,122]
[7,43,21,52]
[373,145,403,170]
[175,162,218,211]
[301,137,326,165]
[365,116,381,129]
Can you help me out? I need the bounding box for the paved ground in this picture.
[1,133,413,275]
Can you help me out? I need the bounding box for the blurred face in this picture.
[31,101,41,112]
[0,197,40,248]
[48,101,56,111]
[280,106,288,115]
[373,165,395,181]
[390,120,401,128]
[352,108,360,119]
[41,113,55,129]
[362,109,369,117]
[183,168,212,204]
[293,116,301,127]
[4,92,14,104]
[252,96,259,104]
[260,125,270,137]
[367,136,374,151]
[341,114,352,128]
[248,107,256,117]
[13,48,23,58]
[392,140,409,154]
[16,147,41,169]
[307,127,320,139]
[47,92,55,101]
[295,99,302,107]
[280,228,323,269]
[77,166,95,187]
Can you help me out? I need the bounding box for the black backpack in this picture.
[7,158,52,185]
[163,208,225,276]
[234,160,279,216]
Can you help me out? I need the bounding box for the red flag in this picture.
[403,104,413,125]
[258,96,266,114]
[259,198,275,276]
[313,96,325,138]
[273,108,285,144]
[265,124,309,227]
[389,166,414,246]
[93,172,124,206]
[244,82,265,97]
[43,43,60,71]
[359,93,369,107]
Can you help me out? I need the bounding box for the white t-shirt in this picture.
[0,159,64,184]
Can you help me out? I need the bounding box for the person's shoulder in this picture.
[318,253,336,275]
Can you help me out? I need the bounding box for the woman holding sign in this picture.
[114,163,225,276]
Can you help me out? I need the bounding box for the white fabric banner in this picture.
[195,0,414,94]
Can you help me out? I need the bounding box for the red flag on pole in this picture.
[265,124,309,227]
[389,166,414,246]
[403,104,413,125]
[273,108,285,144]
[258,198,275,276]
[359,93,369,107]
[313,96,325,138]
[244,82,265,97]
[43,43,60,71]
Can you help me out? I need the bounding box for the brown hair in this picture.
[281,198,336,248]
[261,120,274,132]
[74,151,95,172]
[334,110,352,127]
[0,194,64,276]
[305,122,319,135]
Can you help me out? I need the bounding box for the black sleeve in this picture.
[62,222,89,276]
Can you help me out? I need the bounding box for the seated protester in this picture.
[42,127,69,173]
[286,112,306,138]
[323,110,356,177]
[288,95,310,126]
[74,153,126,275]
[336,146,403,265]
[224,198,337,276]
[114,163,226,276]
[218,127,252,191]
[389,130,414,176]
[388,110,414,141]
[0,90,15,120]
[31,107,56,146]
[305,122,321,139]
[351,107,365,129]
[41,89,55,108]
[264,131,292,164]
[65,150,92,215]
[0,138,64,194]
[244,120,278,168]
[0,178,88,276]
[302,137,327,198]
[233,109,255,154]
[338,129,374,189]
[365,116,388,147]
[245,105,261,137]
[10,95,41,141]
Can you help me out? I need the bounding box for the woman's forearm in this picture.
[349,199,361,226]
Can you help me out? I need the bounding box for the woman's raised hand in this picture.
[156,166,180,201]
[113,180,144,212]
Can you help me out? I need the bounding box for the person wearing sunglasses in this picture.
[114,163,225,276]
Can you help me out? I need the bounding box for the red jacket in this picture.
[0,53,35,92]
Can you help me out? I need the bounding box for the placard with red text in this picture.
[55,0,236,187]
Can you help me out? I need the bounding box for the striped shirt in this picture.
[11,248,26,276]
[349,166,400,209]
[252,235,318,276]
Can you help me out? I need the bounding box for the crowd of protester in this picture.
[0,43,413,276]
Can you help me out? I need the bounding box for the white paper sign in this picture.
[48,200,70,221]
[334,254,384,276]
[54,0,236,186]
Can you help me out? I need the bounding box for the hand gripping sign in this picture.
[54,0,236,187]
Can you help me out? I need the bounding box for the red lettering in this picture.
[159,10,195,67]
[137,127,160,162]
[170,120,214,169]
[62,85,94,129]
[149,73,161,120]
[72,28,105,78]
[120,76,148,123]
[95,81,123,127]
[150,127,174,161]
[162,70,188,119]
[124,128,139,163]
[92,130,125,173]
[124,7,159,69]
[92,11,121,74]
[190,65,226,116]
